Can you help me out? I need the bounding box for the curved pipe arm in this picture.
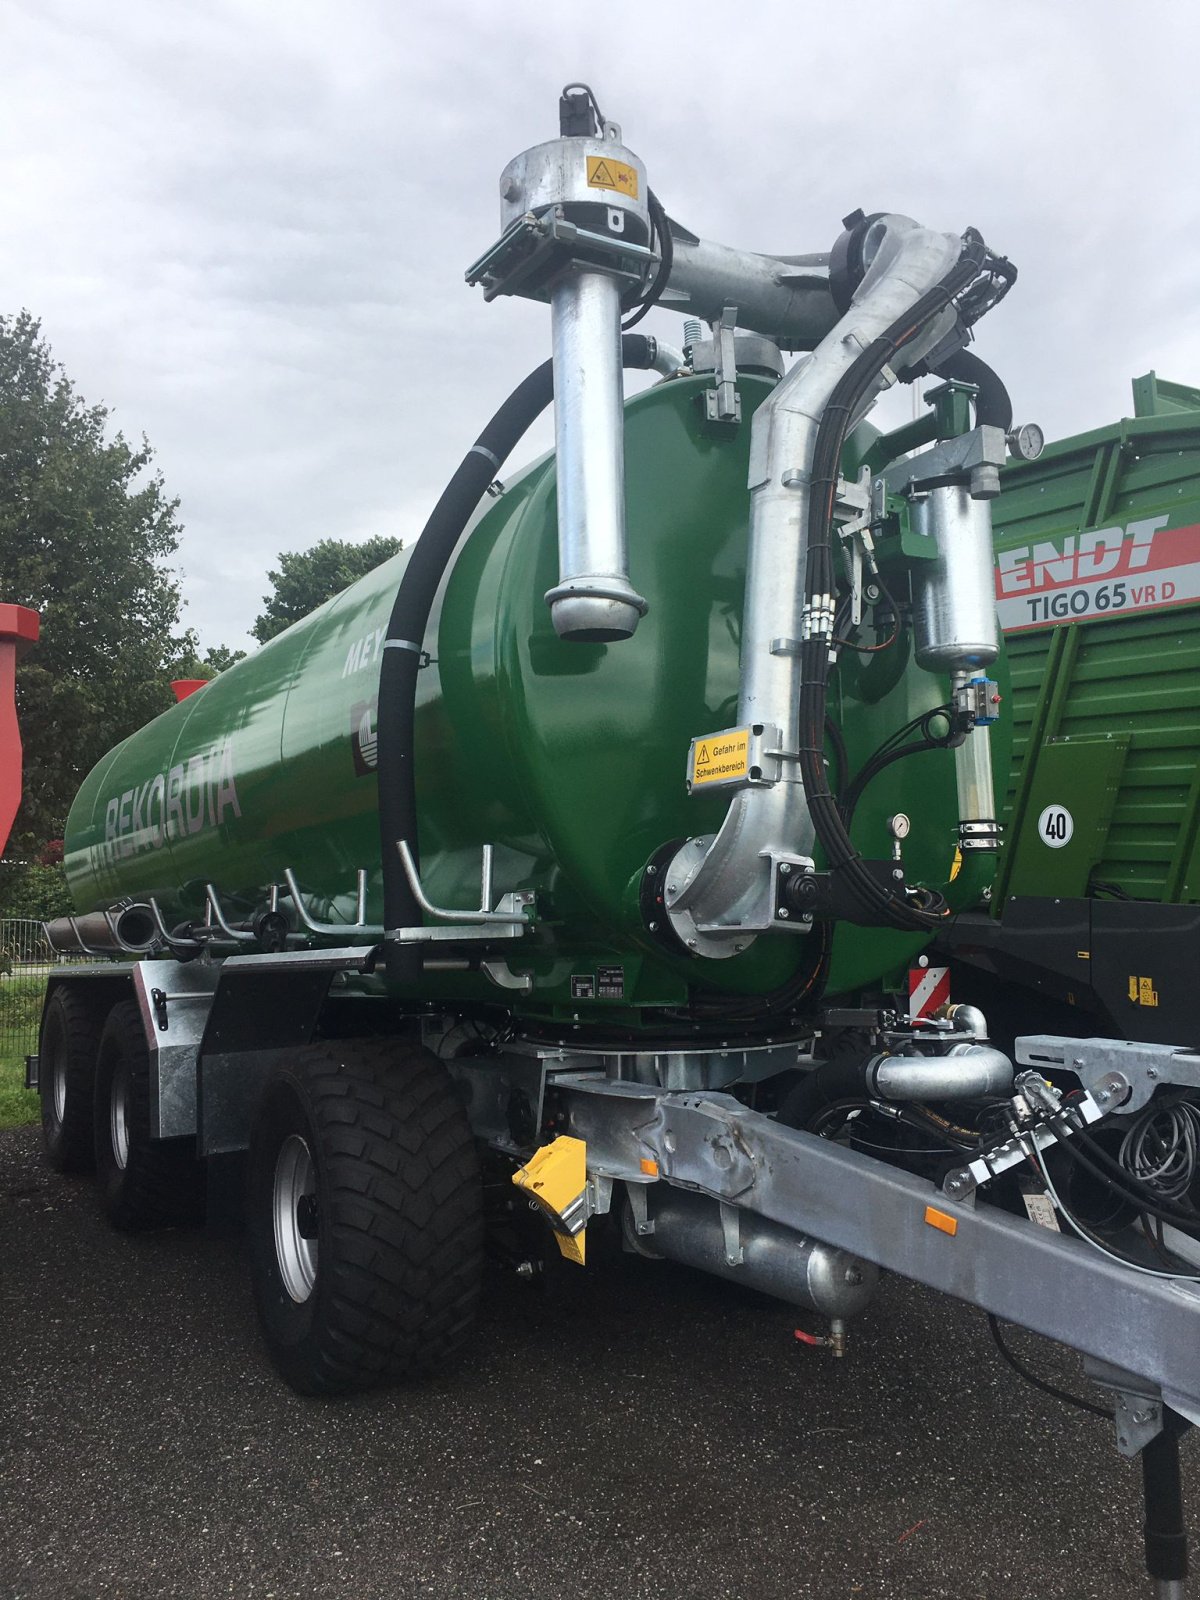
[661,227,838,349]
[869,1044,1013,1102]
[666,215,966,938]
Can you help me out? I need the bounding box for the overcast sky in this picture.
[3,0,1199,651]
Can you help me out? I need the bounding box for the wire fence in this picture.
[0,918,88,1063]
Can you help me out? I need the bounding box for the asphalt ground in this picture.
[0,1123,1188,1600]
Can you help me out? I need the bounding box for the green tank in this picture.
[63,372,1005,1023]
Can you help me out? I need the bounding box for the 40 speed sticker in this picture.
[995,516,1200,632]
[1038,804,1074,849]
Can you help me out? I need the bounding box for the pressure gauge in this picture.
[1007,422,1045,462]
[888,813,911,841]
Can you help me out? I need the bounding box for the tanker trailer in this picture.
[31,88,1200,1594]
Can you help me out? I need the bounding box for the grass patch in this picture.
[0,1047,39,1130]
[0,972,46,1130]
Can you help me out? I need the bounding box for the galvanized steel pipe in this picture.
[544,270,647,642]
[665,216,965,940]
[663,232,839,349]
[868,1043,1014,1102]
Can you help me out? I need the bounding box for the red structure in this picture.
[0,604,40,856]
[170,679,208,703]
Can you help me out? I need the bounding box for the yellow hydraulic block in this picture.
[511,1136,590,1264]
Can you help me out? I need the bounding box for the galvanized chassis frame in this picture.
[549,1072,1200,1425]
[38,965,1200,1430]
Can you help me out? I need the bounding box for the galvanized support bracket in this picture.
[1017,1035,1200,1119]
[719,1200,745,1266]
[1085,1357,1169,1457]
[702,305,742,430]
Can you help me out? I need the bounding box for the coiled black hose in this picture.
[378,335,665,980]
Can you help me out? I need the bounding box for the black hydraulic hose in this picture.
[824,715,848,802]
[930,347,1013,433]
[1049,1115,1200,1232]
[777,1059,870,1130]
[378,335,665,981]
[797,233,990,932]
[840,736,952,830]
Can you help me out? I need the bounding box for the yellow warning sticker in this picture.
[691,729,750,787]
[1128,975,1160,1008]
[586,155,639,200]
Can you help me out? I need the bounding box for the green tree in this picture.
[174,641,247,679]
[251,535,402,644]
[0,311,197,854]
[200,643,246,674]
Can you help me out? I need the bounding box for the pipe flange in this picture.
[660,836,753,961]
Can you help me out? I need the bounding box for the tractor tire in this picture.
[40,986,101,1174]
[247,1040,483,1396]
[93,1000,204,1230]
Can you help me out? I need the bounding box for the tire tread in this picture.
[251,1041,482,1395]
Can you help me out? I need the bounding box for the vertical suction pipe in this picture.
[493,105,651,643]
[545,270,647,641]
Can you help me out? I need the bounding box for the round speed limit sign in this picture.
[1038,804,1074,849]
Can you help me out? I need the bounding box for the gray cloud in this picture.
[3,0,1197,648]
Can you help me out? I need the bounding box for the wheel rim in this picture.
[109,1061,130,1170]
[51,1039,67,1124]
[273,1134,318,1303]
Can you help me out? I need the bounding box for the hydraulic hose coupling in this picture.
[493,88,651,642]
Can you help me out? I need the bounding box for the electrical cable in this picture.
[830,574,901,654]
[622,190,673,330]
[560,81,607,130]
[1120,1097,1200,1203]
[1044,1121,1200,1236]
[685,915,832,1024]
[1053,1113,1200,1231]
[1089,878,1133,901]
[986,1314,1114,1420]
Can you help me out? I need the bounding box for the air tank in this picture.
[912,485,1001,672]
[63,372,1008,1019]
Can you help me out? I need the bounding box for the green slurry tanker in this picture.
[33,89,1200,1593]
